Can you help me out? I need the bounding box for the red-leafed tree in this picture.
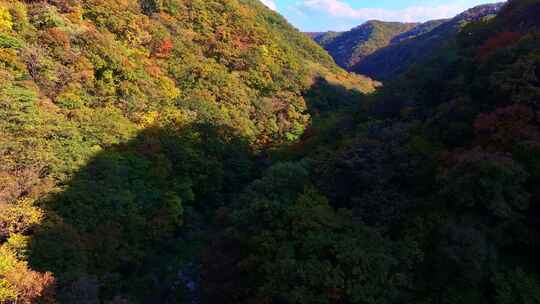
[478,31,521,60]
[153,38,173,59]
[473,104,539,150]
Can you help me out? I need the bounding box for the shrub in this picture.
[0,32,23,48]
[0,5,12,31]
[153,38,173,58]
[54,91,84,109]
[0,199,44,239]
[42,27,70,48]
[0,246,55,304]
[29,4,65,29]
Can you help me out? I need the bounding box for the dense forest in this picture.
[0,0,376,302]
[1,0,540,303]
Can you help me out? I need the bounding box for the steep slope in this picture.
[353,2,505,80]
[312,20,418,69]
[200,0,540,303]
[0,0,378,302]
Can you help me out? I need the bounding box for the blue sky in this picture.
[260,0,503,31]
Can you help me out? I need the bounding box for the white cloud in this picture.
[297,0,471,22]
[261,0,277,10]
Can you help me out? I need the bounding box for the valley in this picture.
[0,0,539,303]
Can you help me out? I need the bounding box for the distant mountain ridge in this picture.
[309,21,418,69]
[352,2,506,80]
[390,19,448,44]
[305,32,326,39]
[307,2,505,80]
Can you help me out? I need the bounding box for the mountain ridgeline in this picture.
[352,2,505,80]
[311,21,418,69]
[1,0,540,303]
[309,3,505,80]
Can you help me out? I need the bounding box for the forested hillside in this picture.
[311,21,417,69]
[1,0,540,303]
[0,0,377,302]
[200,0,540,302]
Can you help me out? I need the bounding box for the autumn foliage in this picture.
[0,247,55,303]
[153,38,173,58]
[474,104,539,149]
[478,31,521,60]
[0,0,539,303]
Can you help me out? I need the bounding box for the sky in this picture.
[260,0,503,31]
